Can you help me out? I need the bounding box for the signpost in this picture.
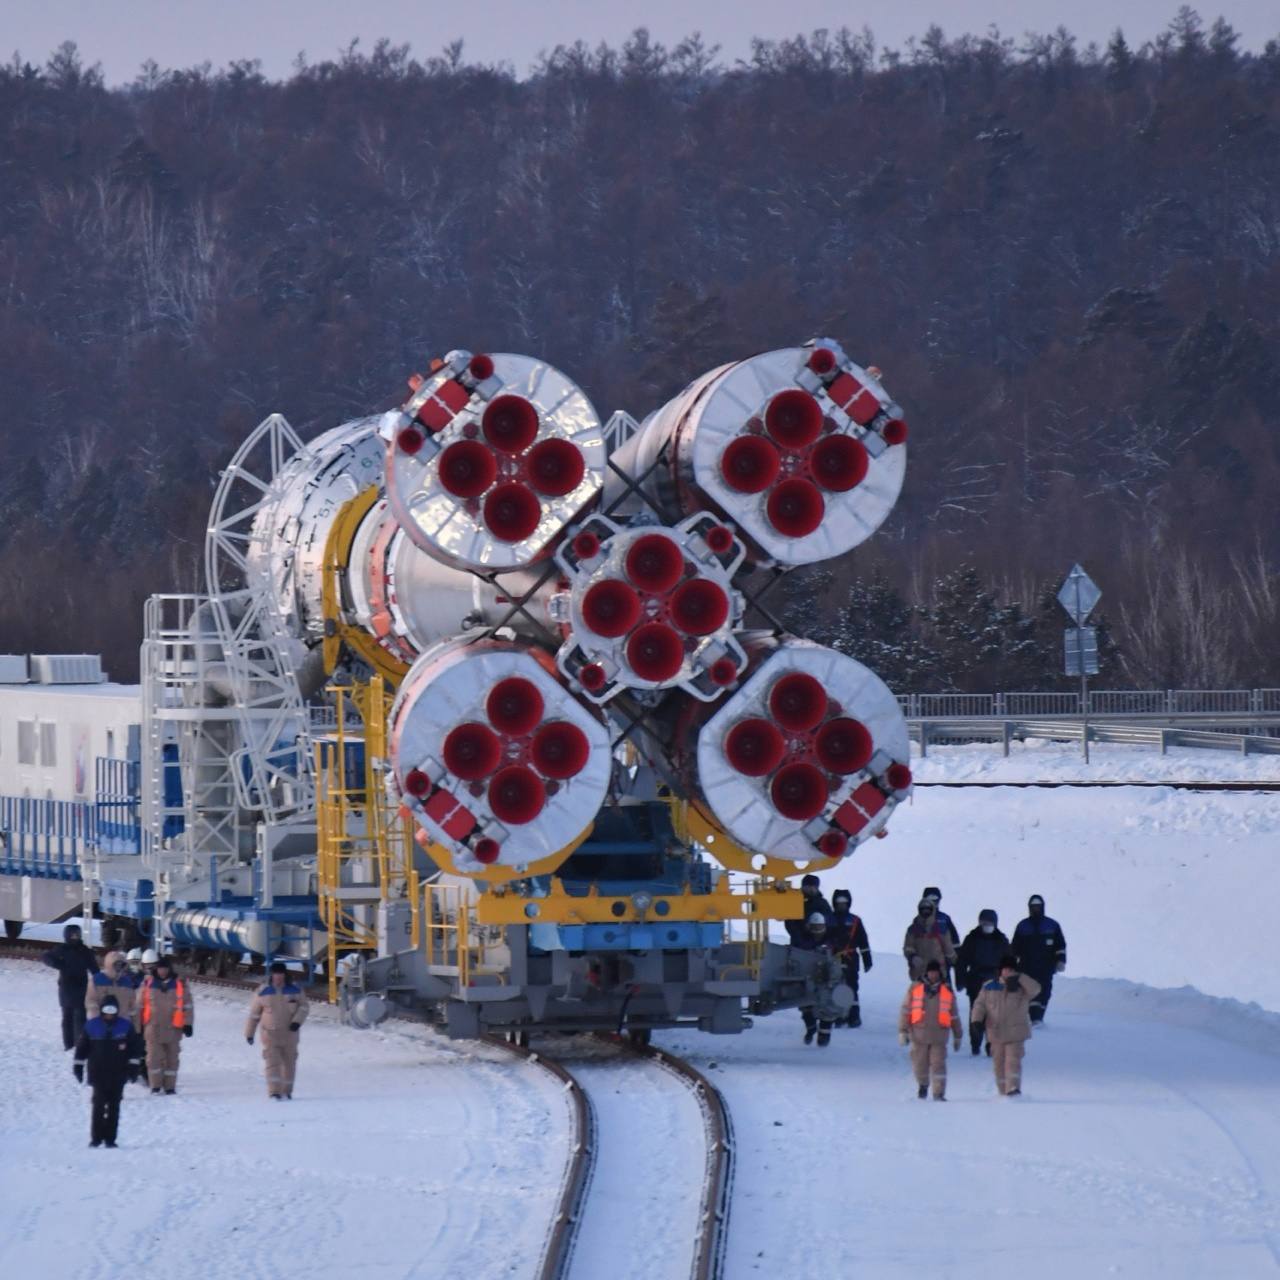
[1057,564,1102,762]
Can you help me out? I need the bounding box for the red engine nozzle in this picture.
[709,657,739,686]
[810,435,869,492]
[705,525,735,555]
[532,722,591,779]
[815,718,874,775]
[572,529,601,560]
[669,579,730,636]
[488,765,546,825]
[817,830,848,858]
[527,438,585,497]
[882,419,909,446]
[770,762,829,821]
[474,836,501,864]
[468,353,495,381]
[808,347,838,376]
[724,718,786,777]
[766,478,825,538]
[397,426,426,455]
[581,579,642,638]
[769,672,828,733]
[438,441,498,499]
[720,436,781,494]
[486,677,545,736]
[764,389,823,450]
[442,722,503,780]
[626,622,685,682]
[886,762,913,791]
[483,482,542,543]
[625,534,685,594]
[579,663,607,692]
[404,768,431,797]
[482,395,540,453]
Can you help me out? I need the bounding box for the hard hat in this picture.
[141,948,159,964]
[806,912,827,927]
[126,948,143,962]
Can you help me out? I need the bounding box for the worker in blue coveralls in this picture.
[73,994,143,1148]
[1011,894,1067,1024]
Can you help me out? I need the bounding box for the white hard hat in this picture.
[126,948,143,962]
[141,948,160,965]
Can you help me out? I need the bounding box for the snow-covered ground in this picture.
[0,961,567,1280]
[3,741,1278,1278]
[660,976,1280,1279]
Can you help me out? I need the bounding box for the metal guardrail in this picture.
[896,688,1280,717]
[910,718,1280,758]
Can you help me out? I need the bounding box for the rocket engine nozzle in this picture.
[384,352,605,572]
[691,639,912,863]
[389,638,610,875]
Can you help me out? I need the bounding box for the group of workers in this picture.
[41,923,310,1148]
[788,878,1068,1099]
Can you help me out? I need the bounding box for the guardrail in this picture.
[895,689,1280,717]
[909,718,1280,758]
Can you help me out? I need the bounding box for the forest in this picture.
[0,8,1277,690]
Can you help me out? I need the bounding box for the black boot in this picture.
[848,1008,862,1028]
[803,1027,815,1045]
[917,1083,928,1099]
[817,1031,831,1047]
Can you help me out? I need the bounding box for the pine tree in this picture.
[1105,29,1135,89]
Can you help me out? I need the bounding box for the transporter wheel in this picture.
[3,919,21,940]
[100,918,121,950]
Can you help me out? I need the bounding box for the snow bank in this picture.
[807,775,1279,1011]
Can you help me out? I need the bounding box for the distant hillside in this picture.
[1,11,1277,686]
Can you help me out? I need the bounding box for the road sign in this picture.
[1057,564,1101,626]
[1064,626,1099,676]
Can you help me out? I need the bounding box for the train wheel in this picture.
[3,920,21,940]
[628,1029,652,1048]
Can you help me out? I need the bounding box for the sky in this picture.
[6,0,1277,83]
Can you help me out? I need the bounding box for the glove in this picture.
[73,1063,84,1083]
[1056,961,1066,973]
[183,1025,193,1038]
[246,1035,254,1046]
[288,1021,300,1032]
[862,954,873,972]
[898,1032,909,1046]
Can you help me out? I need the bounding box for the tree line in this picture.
[0,8,1277,689]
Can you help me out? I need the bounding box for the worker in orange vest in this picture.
[135,954,194,1094]
[897,958,962,1100]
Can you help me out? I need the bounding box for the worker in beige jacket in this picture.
[898,959,962,1100]
[970,954,1042,1096]
[903,899,957,981]
[86,950,140,1027]
[245,961,310,1099]
[135,954,194,1094]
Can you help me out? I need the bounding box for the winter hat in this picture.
[921,886,942,903]
[269,960,289,975]
[801,874,821,889]
[154,955,173,972]
[63,923,82,941]
[832,888,851,907]
[999,953,1018,970]
[924,959,943,974]
[1028,894,1045,909]
[100,995,120,1014]
[979,909,998,924]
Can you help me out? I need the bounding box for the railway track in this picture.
[2,938,733,1279]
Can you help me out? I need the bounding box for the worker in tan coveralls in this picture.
[86,950,140,1027]
[245,960,310,1100]
[970,954,1042,1097]
[135,953,194,1094]
[898,958,962,1100]
[903,899,957,981]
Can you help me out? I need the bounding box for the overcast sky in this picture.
[7,0,1276,82]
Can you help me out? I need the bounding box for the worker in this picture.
[1011,894,1067,1024]
[135,953,194,1094]
[140,947,160,981]
[784,874,832,945]
[919,887,960,948]
[898,958,961,1100]
[790,912,837,1046]
[73,994,142,1148]
[903,898,956,981]
[86,949,140,1027]
[971,954,1041,1096]
[955,909,1010,1054]
[828,888,872,1028]
[245,960,310,1099]
[42,922,99,1051]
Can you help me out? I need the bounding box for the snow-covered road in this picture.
[660,973,1280,1279]
[0,959,568,1280]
